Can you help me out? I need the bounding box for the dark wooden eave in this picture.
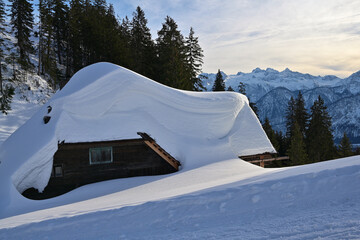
[239,152,274,161]
[239,152,289,167]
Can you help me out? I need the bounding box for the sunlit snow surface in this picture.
[0,156,359,239]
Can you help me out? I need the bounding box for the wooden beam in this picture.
[246,156,289,163]
[137,131,180,171]
[143,140,180,170]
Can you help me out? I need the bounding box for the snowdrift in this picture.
[0,62,274,213]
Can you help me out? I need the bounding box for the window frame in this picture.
[89,146,113,165]
[51,164,63,177]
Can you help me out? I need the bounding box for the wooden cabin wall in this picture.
[22,139,176,199]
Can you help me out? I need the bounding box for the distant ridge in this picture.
[201,68,360,143]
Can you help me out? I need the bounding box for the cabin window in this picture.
[51,164,63,177]
[89,147,113,165]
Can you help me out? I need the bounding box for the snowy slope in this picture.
[201,68,360,142]
[0,75,53,144]
[0,156,359,239]
[0,23,54,145]
[0,62,274,218]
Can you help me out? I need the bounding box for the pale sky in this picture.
[110,0,360,78]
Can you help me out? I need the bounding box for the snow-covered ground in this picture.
[0,63,359,239]
[0,78,53,144]
[0,156,359,239]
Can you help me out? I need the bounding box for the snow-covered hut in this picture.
[0,63,275,201]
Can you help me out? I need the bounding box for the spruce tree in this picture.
[294,91,309,136]
[119,15,132,63]
[338,133,353,158]
[237,81,258,117]
[38,0,58,85]
[37,0,44,75]
[249,102,259,118]
[0,0,7,92]
[227,86,234,91]
[120,16,131,40]
[67,0,85,76]
[212,69,225,91]
[156,16,188,89]
[285,96,296,138]
[106,5,132,68]
[5,51,20,82]
[306,95,335,162]
[262,117,279,151]
[287,121,308,165]
[53,0,68,65]
[130,6,155,78]
[275,131,287,157]
[9,0,34,69]
[0,84,14,114]
[238,81,246,94]
[286,92,309,139]
[185,27,204,91]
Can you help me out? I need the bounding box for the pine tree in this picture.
[67,0,85,76]
[212,69,225,91]
[262,117,279,151]
[0,84,15,114]
[287,121,308,165]
[120,16,131,40]
[227,86,234,91]
[38,0,58,86]
[185,27,204,91]
[156,16,188,89]
[237,81,258,117]
[285,96,296,138]
[249,102,259,118]
[286,92,309,139]
[238,81,246,94]
[5,51,20,82]
[79,0,96,64]
[9,0,34,69]
[0,0,7,92]
[275,131,287,157]
[306,95,335,162]
[338,133,353,158]
[52,0,68,65]
[106,5,132,68]
[37,0,44,75]
[294,91,309,136]
[130,6,155,78]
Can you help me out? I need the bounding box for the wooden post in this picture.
[260,160,265,168]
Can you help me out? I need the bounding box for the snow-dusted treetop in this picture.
[0,62,274,211]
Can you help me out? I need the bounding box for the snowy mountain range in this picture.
[201,68,360,143]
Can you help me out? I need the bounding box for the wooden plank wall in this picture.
[22,139,177,199]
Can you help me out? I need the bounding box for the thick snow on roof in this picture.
[0,62,274,217]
